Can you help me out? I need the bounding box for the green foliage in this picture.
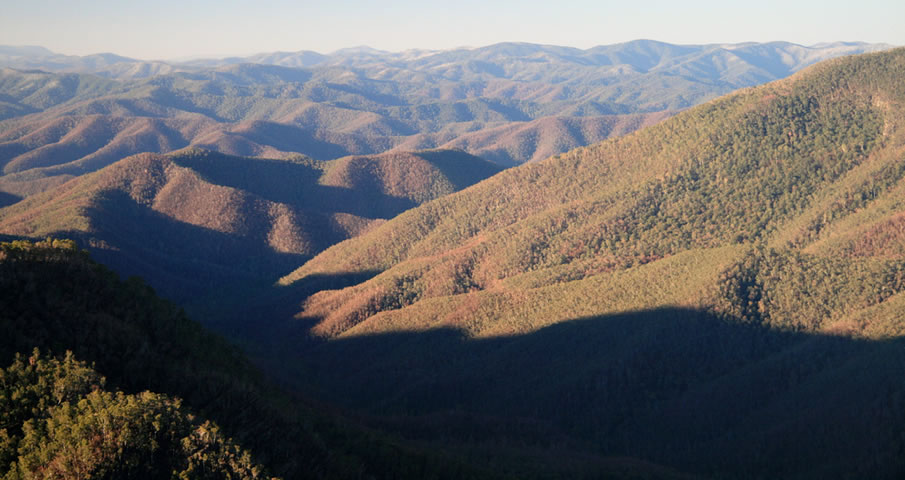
[0,350,269,480]
[714,248,905,331]
[0,350,102,437]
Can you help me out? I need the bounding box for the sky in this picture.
[1,0,903,60]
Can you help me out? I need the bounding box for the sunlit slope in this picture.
[284,47,905,338]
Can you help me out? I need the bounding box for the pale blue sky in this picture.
[1,0,902,60]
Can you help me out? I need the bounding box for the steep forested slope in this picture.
[3,42,903,479]
[284,47,905,335]
[276,48,905,478]
[0,239,492,479]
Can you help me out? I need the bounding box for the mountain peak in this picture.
[330,45,391,56]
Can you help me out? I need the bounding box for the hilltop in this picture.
[277,47,905,478]
[0,148,499,303]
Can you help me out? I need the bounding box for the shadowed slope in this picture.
[0,190,18,207]
[284,306,905,479]
[0,239,497,479]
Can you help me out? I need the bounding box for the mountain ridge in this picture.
[284,47,905,294]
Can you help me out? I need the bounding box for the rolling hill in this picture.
[275,47,905,478]
[0,148,500,304]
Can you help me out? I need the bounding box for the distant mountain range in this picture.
[1,40,893,82]
[0,41,891,197]
[0,39,896,321]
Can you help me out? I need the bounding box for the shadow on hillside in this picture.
[78,190,311,306]
[0,232,25,243]
[415,149,504,188]
[0,96,38,121]
[198,269,384,349]
[172,153,417,218]
[0,191,21,208]
[230,121,361,160]
[728,49,798,81]
[280,306,905,479]
[147,87,230,122]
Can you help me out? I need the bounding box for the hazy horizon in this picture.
[2,0,903,61]
[1,39,899,64]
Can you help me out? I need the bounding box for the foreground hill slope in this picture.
[0,239,498,479]
[277,48,905,478]
[0,148,499,302]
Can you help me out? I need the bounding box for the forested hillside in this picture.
[0,239,494,479]
[275,47,905,478]
[1,350,272,479]
[284,47,905,334]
